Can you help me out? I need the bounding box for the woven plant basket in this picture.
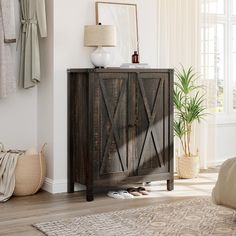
[13,147,46,196]
[177,155,200,179]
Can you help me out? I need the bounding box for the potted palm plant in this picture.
[174,66,206,179]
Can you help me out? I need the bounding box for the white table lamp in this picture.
[84,23,116,68]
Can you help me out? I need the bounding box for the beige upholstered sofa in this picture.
[212,157,236,209]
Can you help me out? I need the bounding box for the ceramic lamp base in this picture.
[91,46,111,68]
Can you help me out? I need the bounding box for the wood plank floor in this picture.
[0,171,218,236]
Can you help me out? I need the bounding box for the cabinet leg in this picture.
[167,179,174,191]
[68,181,74,193]
[67,152,74,193]
[67,173,74,193]
[86,187,94,201]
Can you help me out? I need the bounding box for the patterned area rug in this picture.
[33,197,236,236]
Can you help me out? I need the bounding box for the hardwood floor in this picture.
[0,170,218,236]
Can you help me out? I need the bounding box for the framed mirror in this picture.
[96,2,139,66]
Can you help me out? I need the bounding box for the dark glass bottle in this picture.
[132,51,139,63]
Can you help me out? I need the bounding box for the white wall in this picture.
[42,0,158,192]
[215,124,236,165]
[0,89,37,149]
[53,0,94,185]
[38,0,54,181]
[0,0,37,150]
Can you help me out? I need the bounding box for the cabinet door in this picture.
[93,73,129,180]
[134,72,172,176]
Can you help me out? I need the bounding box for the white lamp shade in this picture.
[84,25,116,47]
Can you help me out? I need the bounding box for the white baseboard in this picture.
[43,159,224,194]
[42,178,67,193]
[42,178,86,194]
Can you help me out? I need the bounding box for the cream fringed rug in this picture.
[33,197,236,236]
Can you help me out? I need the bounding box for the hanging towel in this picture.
[19,0,47,89]
[0,152,21,202]
[0,0,17,98]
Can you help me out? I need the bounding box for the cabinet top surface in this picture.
[67,68,174,73]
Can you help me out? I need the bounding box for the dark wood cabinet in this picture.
[68,68,174,201]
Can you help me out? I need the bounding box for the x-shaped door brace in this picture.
[137,77,165,168]
[99,79,128,174]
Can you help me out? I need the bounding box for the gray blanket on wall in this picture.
[0,152,19,202]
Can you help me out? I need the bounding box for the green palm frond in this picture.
[173,89,184,112]
[184,92,206,124]
[175,66,202,94]
[173,120,185,139]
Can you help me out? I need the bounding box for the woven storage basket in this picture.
[13,149,46,196]
[177,155,200,179]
